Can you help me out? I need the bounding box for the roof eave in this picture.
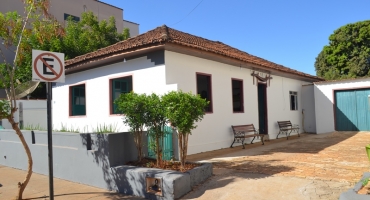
[65,44,165,75]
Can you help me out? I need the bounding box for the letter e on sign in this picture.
[32,50,65,83]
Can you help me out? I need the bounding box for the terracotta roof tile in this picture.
[65,25,324,81]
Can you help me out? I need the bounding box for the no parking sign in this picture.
[32,50,65,83]
[31,49,65,200]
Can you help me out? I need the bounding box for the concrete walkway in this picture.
[0,165,143,200]
[184,131,370,200]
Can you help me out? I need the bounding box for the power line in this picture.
[171,0,205,26]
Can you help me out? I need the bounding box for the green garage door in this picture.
[335,89,370,131]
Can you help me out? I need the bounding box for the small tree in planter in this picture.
[145,93,168,167]
[162,91,208,170]
[115,92,148,162]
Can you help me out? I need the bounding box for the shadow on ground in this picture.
[189,132,362,161]
[189,131,370,183]
[182,169,271,199]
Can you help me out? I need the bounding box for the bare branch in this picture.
[13,3,33,69]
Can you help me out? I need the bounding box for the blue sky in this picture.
[101,0,370,76]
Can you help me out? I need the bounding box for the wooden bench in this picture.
[277,121,300,140]
[231,124,264,149]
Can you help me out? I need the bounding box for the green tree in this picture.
[145,93,168,167]
[115,92,147,162]
[14,11,131,98]
[315,20,370,80]
[47,11,130,60]
[162,91,208,170]
[0,0,62,199]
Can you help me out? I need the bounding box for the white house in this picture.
[314,77,370,134]
[53,25,323,155]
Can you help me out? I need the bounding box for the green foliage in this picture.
[114,91,207,167]
[54,123,80,133]
[115,92,147,161]
[0,4,64,87]
[0,100,10,119]
[145,93,168,166]
[0,10,130,97]
[23,124,46,131]
[363,177,369,187]
[315,20,370,80]
[145,93,168,138]
[45,12,129,60]
[162,91,208,169]
[115,92,148,132]
[162,91,208,135]
[91,123,119,134]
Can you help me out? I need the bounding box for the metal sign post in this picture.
[32,50,65,200]
[46,82,54,199]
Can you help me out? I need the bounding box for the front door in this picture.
[258,83,268,134]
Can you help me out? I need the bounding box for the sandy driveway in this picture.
[184,132,370,200]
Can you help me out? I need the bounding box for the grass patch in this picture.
[91,123,118,134]
[54,123,80,133]
[23,124,46,131]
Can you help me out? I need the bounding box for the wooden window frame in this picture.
[290,91,298,111]
[196,72,213,113]
[109,75,133,115]
[231,78,244,113]
[69,83,86,117]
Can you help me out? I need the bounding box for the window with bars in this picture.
[111,76,133,114]
[290,91,298,110]
[70,84,86,116]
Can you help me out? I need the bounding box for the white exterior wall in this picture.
[165,51,309,155]
[314,78,370,134]
[302,85,316,133]
[53,56,176,132]
[2,100,47,130]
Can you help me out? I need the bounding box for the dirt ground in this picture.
[184,131,370,200]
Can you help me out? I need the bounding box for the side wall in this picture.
[165,51,309,155]
[2,100,47,130]
[302,85,316,133]
[0,130,142,191]
[314,78,370,134]
[53,51,176,132]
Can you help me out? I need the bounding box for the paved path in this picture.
[184,131,370,200]
[0,165,143,200]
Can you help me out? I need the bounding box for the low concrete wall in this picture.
[0,130,210,199]
[1,100,47,130]
[0,130,143,190]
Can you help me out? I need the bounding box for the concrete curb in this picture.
[340,172,370,200]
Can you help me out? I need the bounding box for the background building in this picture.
[0,0,139,64]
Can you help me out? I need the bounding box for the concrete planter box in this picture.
[340,172,370,200]
[113,162,212,200]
